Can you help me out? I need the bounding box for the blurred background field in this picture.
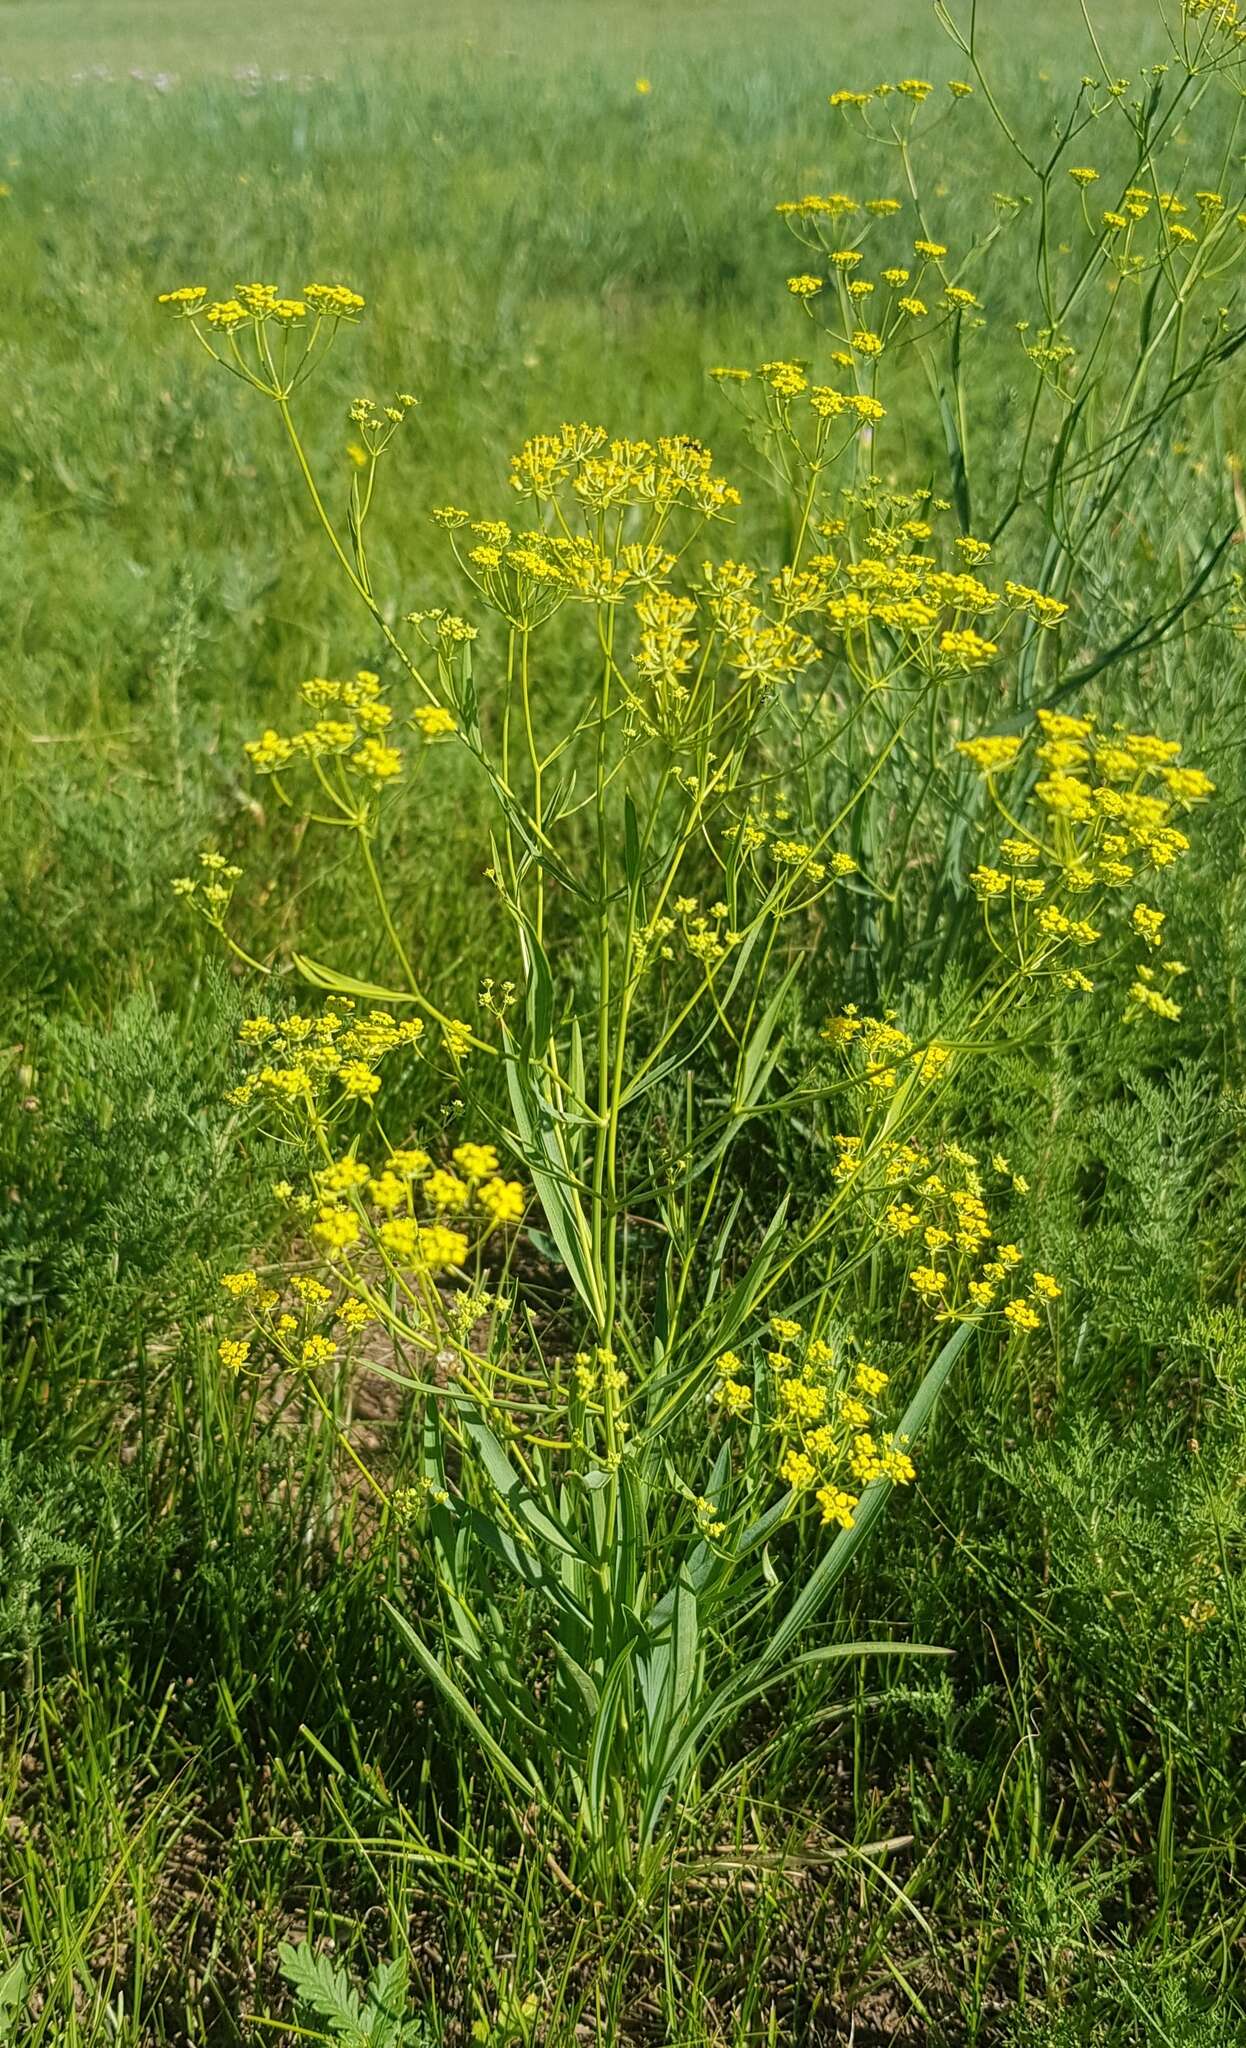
[0,0,1157,79]
[3,3,1246,2044]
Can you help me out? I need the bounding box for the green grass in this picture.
[3,0,1246,2041]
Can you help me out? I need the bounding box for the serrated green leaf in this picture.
[278,1939,368,2044]
[364,1953,413,2048]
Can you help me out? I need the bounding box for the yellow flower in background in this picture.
[414,705,457,737]
[453,1142,500,1181]
[419,1224,469,1270]
[426,1169,469,1212]
[477,1177,525,1226]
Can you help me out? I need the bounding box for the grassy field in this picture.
[3,0,1246,2042]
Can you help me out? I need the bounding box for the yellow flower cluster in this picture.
[714,797,856,914]
[301,1140,525,1272]
[434,486,733,634]
[717,1318,909,1531]
[170,849,243,925]
[214,1265,382,1382]
[710,358,886,434]
[413,704,457,738]
[347,390,417,439]
[957,708,1211,1015]
[1182,0,1246,44]
[825,80,970,111]
[818,536,1062,677]
[1062,166,1244,273]
[714,1321,916,1530]
[632,895,744,975]
[821,1005,951,1092]
[629,590,701,737]
[685,490,1062,693]
[774,193,898,221]
[214,1142,527,1384]
[762,171,989,358]
[726,623,820,693]
[157,280,365,329]
[832,1134,1059,1331]
[448,520,643,621]
[503,425,739,520]
[227,998,423,1119]
[242,669,416,791]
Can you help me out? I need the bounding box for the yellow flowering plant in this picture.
[159,4,1223,1889]
[161,307,980,1877]
[723,2,1244,986]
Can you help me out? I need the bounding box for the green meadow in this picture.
[3,2,1246,2042]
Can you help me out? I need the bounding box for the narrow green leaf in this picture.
[466,1508,590,1632]
[737,958,801,1107]
[422,1404,483,1660]
[462,1411,592,1565]
[586,1640,637,1824]
[292,953,418,1004]
[383,1597,544,1806]
[553,1640,601,1720]
[623,792,641,885]
[519,905,555,1054]
[640,1317,977,1840]
[452,640,483,749]
[644,1200,790,1435]
[619,924,767,1109]
[503,1038,603,1321]
[669,1566,699,1737]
